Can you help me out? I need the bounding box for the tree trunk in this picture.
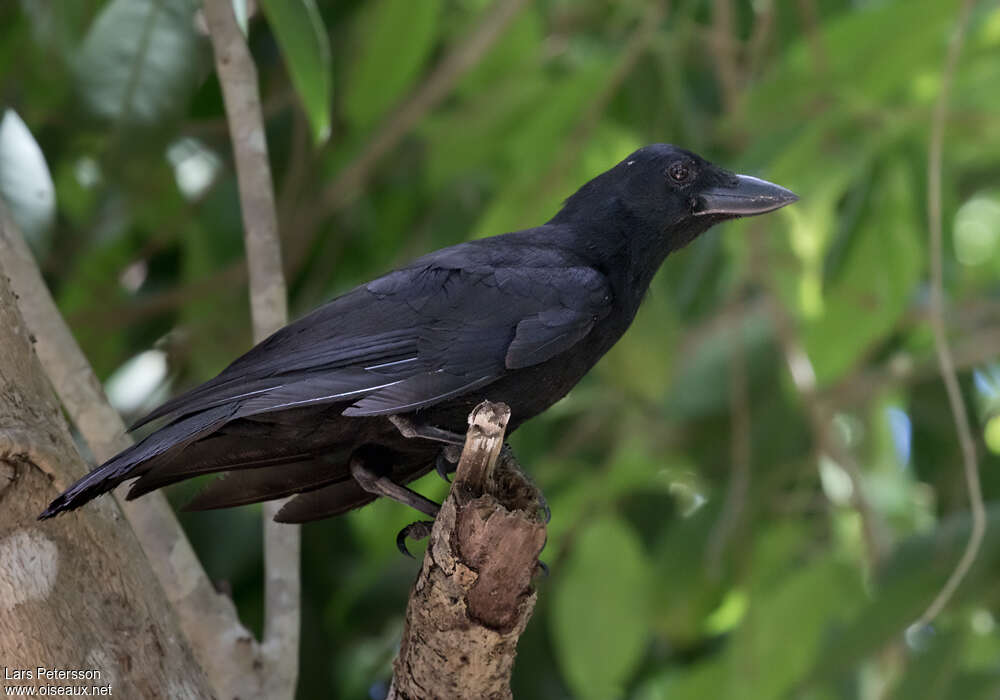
[0,268,214,698]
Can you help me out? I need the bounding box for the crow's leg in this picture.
[396,520,434,558]
[389,416,462,474]
[350,458,440,518]
[388,415,465,446]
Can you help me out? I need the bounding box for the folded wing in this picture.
[136,251,612,424]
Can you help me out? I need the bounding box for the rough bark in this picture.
[388,402,547,700]
[0,193,259,700]
[0,263,213,697]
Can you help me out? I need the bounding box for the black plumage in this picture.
[41,144,797,523]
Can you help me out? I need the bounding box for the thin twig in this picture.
[572,0,669,143]
[751,224,889,567]
[826,325,1000,411]
[204,1,298,697]
[288,0,531,271]
[765,292,889,567]
[918,0,983,627]
[183,89,296,139]
[69,260,247,330]
[542,0,669,196]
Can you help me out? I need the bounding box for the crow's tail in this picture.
[38,404,237,519]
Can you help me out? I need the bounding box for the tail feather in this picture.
[125,446,317,500]
[273,480,377,523]
[271,458,436,523]
[38,404,237,519]
[182,459,351,511]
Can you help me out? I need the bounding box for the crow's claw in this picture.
[538,494,551,524]
[435,451,456,483]
[396,520,435,558]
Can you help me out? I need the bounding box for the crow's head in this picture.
[554,143,797,254]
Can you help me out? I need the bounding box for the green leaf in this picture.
[76,0,208,125]
[745,0,956,132]
[259,0,332,144]
[550,515,652,700]
[419,71,551,189]
[0,109,55,250]
[632,661,727,700]
[889,628,965,700]
[732,556,865,700]
[664,309,772,419]
[800,161,922,384]
[16,0,93,58]
[471,62,614,235]
[812,506,1000,685]
[455,7,542,97]
[648,506,728,645]
[343,0,442,128]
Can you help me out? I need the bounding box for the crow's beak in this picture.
[694,174,798,217]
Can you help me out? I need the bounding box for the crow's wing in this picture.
[134,240,612,424]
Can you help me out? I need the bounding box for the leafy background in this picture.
[3,0,1000,698]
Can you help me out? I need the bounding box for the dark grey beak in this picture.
[694,174,798,217]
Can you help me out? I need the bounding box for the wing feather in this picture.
[128,256,612,433]
[505,308,596,369]
[342,371,497,416]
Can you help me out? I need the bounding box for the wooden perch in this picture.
[388,402,547,700]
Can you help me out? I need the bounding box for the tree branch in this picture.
[388,402,547,700]
[0,200,259,697]
[0,205,214,698]
[288,0,531,270]
[545,0,669,187]
[203,0,298,696]
[825,325,1000,411]
[918,0,983,627]
[750,224,890,567]
[764,291,890,567]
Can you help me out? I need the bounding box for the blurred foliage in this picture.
[3,0,1000,698]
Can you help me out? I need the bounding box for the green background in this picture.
[3,0,1000,697]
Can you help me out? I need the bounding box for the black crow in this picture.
[41,144,796,523]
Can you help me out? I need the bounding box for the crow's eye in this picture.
[668,162,692,183]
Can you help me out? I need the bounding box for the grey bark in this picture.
[0,196,262,700]
[0,254,214,698]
